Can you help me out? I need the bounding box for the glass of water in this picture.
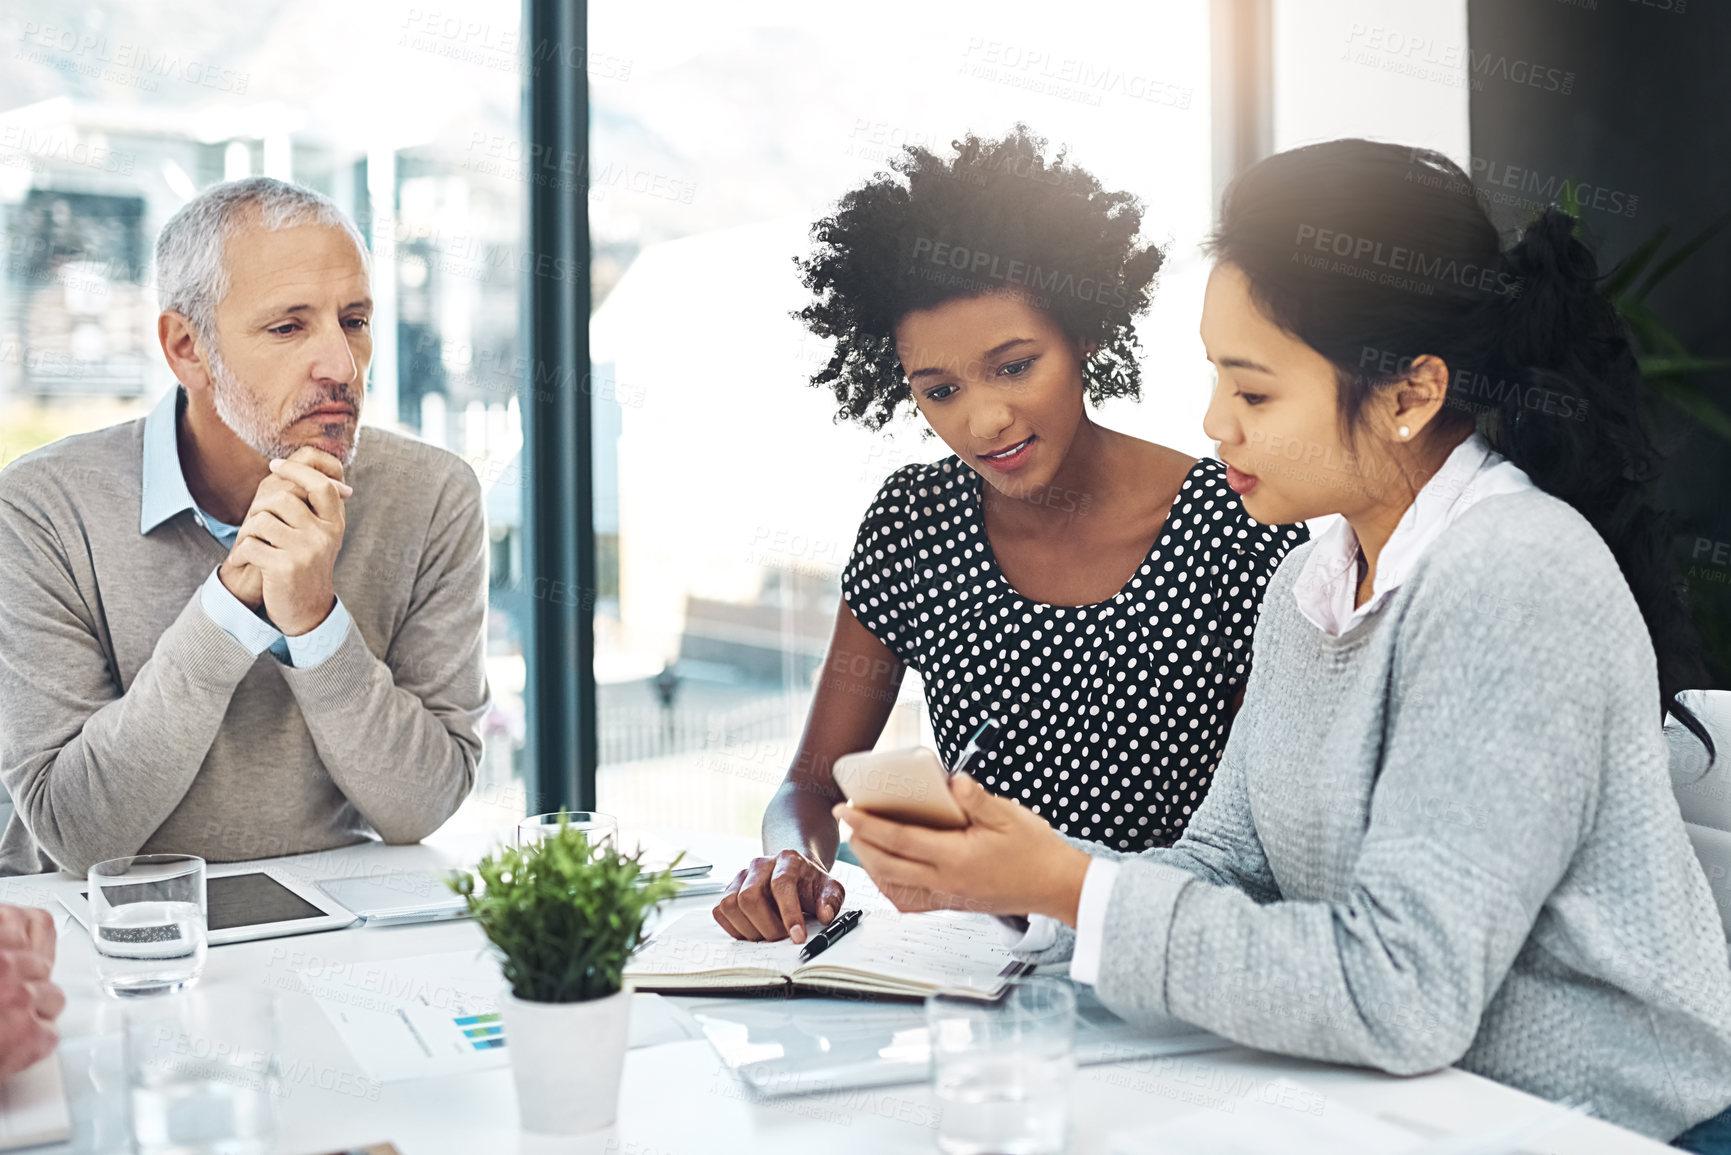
[515,810,618,850]
[88,854,207,998]
[125,986,278,1155]
[927,976,1077,1155]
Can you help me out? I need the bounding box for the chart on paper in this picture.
[294,951,511,1082]
[291,949,704,1082]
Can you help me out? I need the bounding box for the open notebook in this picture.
[624,862,1030,1002]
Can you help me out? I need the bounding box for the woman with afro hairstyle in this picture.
[712,127,1308,946]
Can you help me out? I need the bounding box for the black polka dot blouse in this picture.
[841,456,1308,852]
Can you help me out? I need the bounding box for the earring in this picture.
[1398,425,1410,439]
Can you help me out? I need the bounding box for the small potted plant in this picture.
[449,818,682,1134]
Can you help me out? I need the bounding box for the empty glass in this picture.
[927,976,1077,1155]
[515,810,618,851]
[125,986,278,1155]
[88,854,207,998]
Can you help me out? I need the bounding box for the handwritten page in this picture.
[625,861,1018,996]
[801,906,1016,993]
[625,912,800,980]
[628,860,882,981]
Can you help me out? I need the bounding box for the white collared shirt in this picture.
[1010,431,1536,981]
[1290,432,1535,637]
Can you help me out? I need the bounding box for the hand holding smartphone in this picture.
[832,746,967,828]
[830,718,1005,829]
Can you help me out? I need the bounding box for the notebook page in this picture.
[626,909,798,981]
[625,860,1016,993]
[796,907,1018,994]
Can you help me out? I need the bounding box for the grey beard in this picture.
[208,347,358,466]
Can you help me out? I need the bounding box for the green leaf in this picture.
[1621,298,1690,358]
[1639,355,1731,377]
[1603,224,1671,302]
[446,812,687,1003]
[1635,210,1731,304]
[1560,179,1582,221]
[1646,376,1731,443]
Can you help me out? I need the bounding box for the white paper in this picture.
[1110,1079,1596,1155]
[291,949,703,1082]
[1107,1079,1428,1155]
[0,1053,72,1150]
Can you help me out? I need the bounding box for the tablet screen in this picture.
[207,873,327,931]
[84,873,328,931]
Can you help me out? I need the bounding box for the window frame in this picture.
[520,0,598,812]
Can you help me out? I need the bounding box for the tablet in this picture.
[59,866,359,947]
[316,872,471,927]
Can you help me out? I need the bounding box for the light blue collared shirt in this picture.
[141,387,350,669]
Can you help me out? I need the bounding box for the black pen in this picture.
[951,717,1005,778]
[798,909,862,962]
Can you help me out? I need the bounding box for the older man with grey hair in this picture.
[0,177,489,875]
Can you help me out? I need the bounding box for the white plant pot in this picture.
[500,984,633,1134]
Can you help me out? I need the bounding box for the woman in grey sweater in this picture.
[839,140,1731,1150]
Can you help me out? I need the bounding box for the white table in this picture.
[0,830,1676,1155]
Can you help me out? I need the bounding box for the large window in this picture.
[582,0,1473,841]
[0,1,534,832]
[1271,0,1469,156]
[585,3,1216,838]
[3,0,1476,846]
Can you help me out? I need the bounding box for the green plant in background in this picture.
[449,819,684,1003]
[1572,195,1731,684]
[1585,203,1731,442]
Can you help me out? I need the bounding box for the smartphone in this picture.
[832,747,968,829]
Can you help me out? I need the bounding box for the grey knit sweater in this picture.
[1020,488,1731,1141]
[0,418,489,876]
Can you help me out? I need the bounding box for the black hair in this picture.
[794,125,1165,430]
[1207,138,1715,764]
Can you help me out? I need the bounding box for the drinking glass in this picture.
[125,986,278,1155]
[927,976,1077,1155]
[515,811,618,851]
[88,854,207,998]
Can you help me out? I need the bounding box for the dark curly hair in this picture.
[794,125,1166,429]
